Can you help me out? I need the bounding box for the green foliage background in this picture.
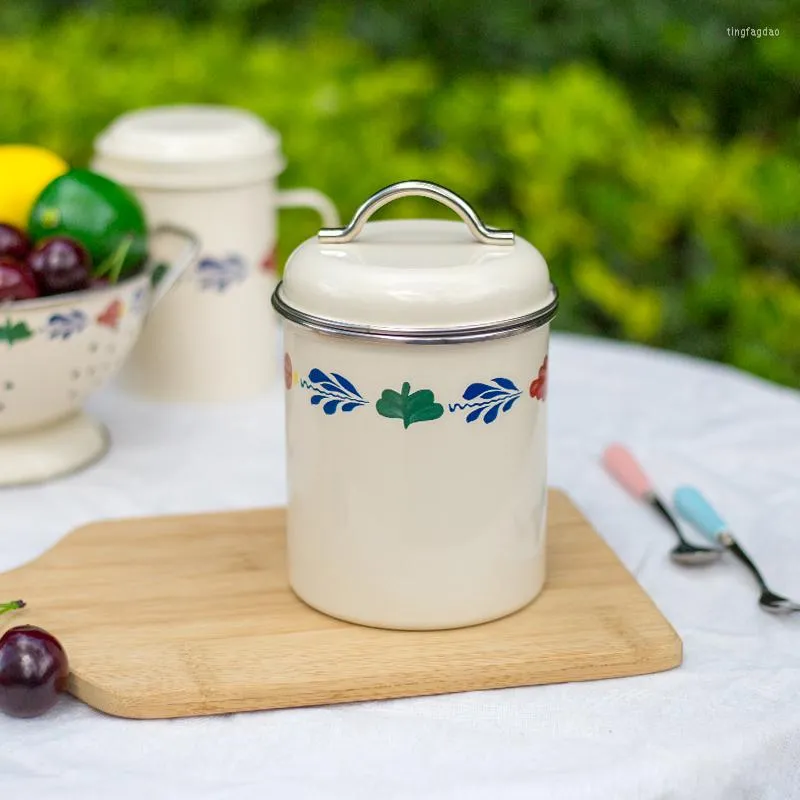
[1,2,798,386]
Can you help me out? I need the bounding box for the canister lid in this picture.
[91,105,285,189]
[273,181,557,344]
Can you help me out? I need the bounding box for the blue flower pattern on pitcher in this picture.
[197,253,247,292]
[448,377,522,424]
[45,310,88,340]
[301,368,368,415]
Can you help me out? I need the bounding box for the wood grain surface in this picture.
[0,490,681,719]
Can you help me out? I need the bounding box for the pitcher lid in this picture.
[272,181,557,344]
[91,105,285,189]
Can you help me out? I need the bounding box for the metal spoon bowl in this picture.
[721,533,800,615]
[670,540,723,566]
[759,592,800,615]
[675,487,800,616]
[650,496,723,566]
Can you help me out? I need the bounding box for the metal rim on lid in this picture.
[272,181,558,344]
[272,286,558,344]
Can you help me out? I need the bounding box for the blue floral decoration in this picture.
[197,253,247,292]
[301,368,368,415]
[45,310,88,340]
[449,377,522,424]
[130,286,148,316]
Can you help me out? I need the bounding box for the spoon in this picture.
[674,486,800,614]
[601,444,721,565]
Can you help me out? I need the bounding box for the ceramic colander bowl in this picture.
[0,225,198,486]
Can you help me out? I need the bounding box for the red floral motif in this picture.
[284,352,293,391]
[97,299,124,329]
[529,355,548,401]
[260,247,278,273]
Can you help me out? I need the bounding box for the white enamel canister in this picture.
[273,181,558,630]
[91,105,339,402]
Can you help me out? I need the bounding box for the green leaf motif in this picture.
[150,263,169,288]
[376,381,444,429]
[0,318,33,347]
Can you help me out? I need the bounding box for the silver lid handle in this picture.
[318,180,515,245]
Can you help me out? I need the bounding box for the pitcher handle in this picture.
[146,224,201,310]
[277,188,340,228]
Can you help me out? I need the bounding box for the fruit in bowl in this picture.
[0,156,198,486]
[29,168,148,280]
[0,227,197,486]
[1,165,151,306]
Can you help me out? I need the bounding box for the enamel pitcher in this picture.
[92,105,339,402]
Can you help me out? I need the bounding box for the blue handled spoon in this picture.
[674,486,800,615]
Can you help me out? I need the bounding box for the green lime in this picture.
[28,168,147,278]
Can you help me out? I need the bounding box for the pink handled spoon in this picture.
[601,444,722,565]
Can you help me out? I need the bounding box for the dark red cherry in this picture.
[0,625,69,718]
[0,256,38,301]
[0,224,31,261]
[28,236,91,296]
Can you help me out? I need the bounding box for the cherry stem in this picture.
[0,599,25,616]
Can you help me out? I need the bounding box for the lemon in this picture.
[0,145,68,229]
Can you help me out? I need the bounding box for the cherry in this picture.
[0,625,69,718]
[0,256,39,301]
[0,224,31,261]
[28,236,91,297]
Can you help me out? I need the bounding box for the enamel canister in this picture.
[273,181,557,630]
[91,105,339,402]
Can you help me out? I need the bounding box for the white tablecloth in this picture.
[2,333,799,800]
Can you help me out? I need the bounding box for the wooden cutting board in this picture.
[0,490,681,719]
